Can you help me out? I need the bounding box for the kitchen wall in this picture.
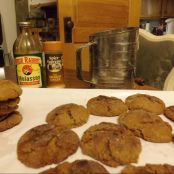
[29,0,58,41]
[15,0,58,41]
[0,0,17,55]
[15,0,29,35]
[28,0,56,6]
[140,0,174,35]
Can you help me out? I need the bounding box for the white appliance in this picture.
[165,18,174,34]
[0,0,17,79]
[163,68,174,90]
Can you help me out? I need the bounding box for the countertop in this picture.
[64,69,158,90]
[0,67,157,90]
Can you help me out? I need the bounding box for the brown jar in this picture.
[43,41,65,88]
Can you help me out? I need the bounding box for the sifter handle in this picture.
[76,42,96,83]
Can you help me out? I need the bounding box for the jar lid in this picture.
[43,41,62,52]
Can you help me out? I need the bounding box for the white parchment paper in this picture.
[0,88,174,173]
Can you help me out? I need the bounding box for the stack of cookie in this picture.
[0,80,23,132]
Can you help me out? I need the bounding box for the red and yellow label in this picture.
[16,56,41,64]
[15,56,42,87]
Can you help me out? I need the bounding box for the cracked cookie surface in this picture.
[125,94,165,114]
[118,110,172,143]
[40,160,110,174]
[80,122,141,167]
[87,95,128,117]
[121,164,174,174]
[46,103,89,129]
[17,124,79,168]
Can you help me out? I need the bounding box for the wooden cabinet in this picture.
[141,0,174,19]
[141,0,162,19]
[162,0,174,17]
[58,0,141,70]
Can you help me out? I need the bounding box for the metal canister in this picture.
[76,27,139,89]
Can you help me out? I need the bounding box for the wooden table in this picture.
[2,67,157,90]
[64,69,158,90]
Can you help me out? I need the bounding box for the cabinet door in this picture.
[58,0,140,70]
[58,0,140,43]
[162,0,174,17]
[141,0,163,19]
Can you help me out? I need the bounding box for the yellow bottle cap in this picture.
[43,41,62,52]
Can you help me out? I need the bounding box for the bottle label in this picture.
[45,53,64,87]
[15,54,42,87]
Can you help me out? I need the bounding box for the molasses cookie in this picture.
[87,95,128,116]
[0,97,20,116]
[125,94,165,114]
[0,111,22,132]
[40,160,110,174]
[0,80,22,117]
[0,80,22,101]
[17,124,79,168]
[0,97,20,110]
[164,106,174,121]
[0,105,18,116]
[80,122,141,167]
[46,103,89,129]
[121,164,174,174]
[118,110,172,143]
